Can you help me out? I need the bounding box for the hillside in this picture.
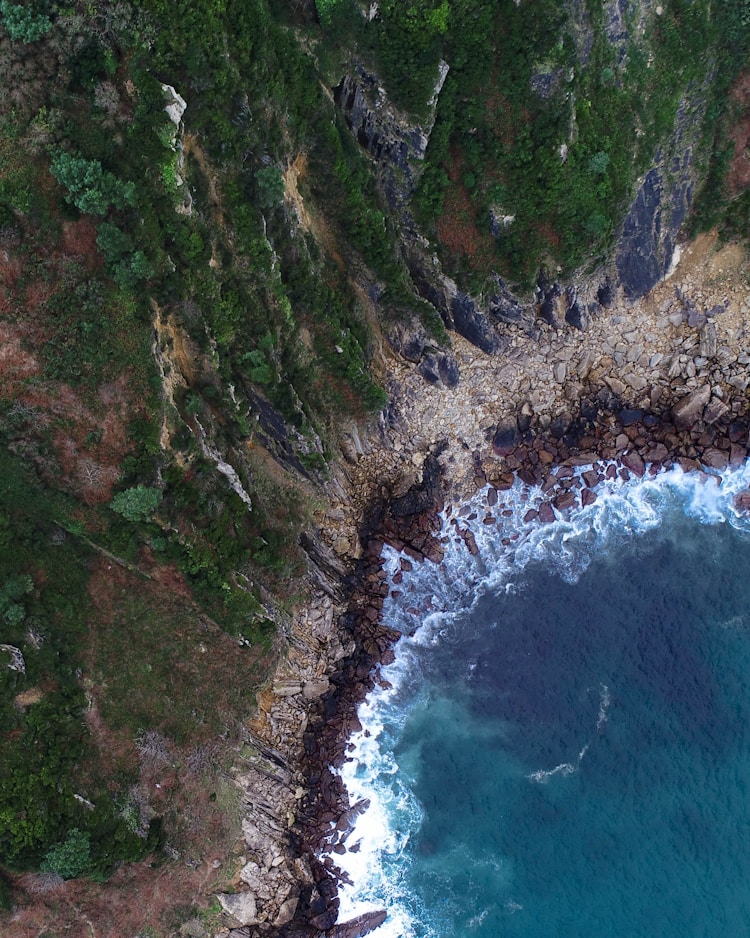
[0,1,748,935]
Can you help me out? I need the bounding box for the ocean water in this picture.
[327,464,750,937]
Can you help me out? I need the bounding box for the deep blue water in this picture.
[329,467,750,937]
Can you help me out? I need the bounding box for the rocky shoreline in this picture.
[213,232,750,938]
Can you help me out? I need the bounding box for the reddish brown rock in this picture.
[582,469,600,488]
[554,491,577,510]
[730,444,747,467]
[644,443,669,463]
[675,456,701,472]
[701,447,729,470]
[703,396,730,426]
[581,488,597,507]
[622,451,645,477]
[538,501,556,523]
[566,452,599,466]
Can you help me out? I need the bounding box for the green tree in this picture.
[50,153,136,216]
[96,223,154,288]
[110,486,163,523]
[0,1,51,43]
[41,829,92,879]
[255,165,285,209]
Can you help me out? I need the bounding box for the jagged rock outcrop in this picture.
[334,61,447,210]
[333,4,720,359]
[616,88,711,298]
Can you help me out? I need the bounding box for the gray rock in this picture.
[274,896,299,927]
[671,385,711,429]
[699,323,717,358]
[687,308,707,329]
[451,292,498,354]
[218,893,258,926]
[616,90,707,298]
[329,910,388,938]
[418,352,458,387]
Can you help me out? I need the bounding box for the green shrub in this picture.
[110,486,163,523]
[0,1,51,43]
[255,165,285,209]
[41,829,92,880]
[50,153,136,216]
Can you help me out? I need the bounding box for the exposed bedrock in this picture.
[616,89,709,298]
[334,49,715,360]
[219,226,750,936]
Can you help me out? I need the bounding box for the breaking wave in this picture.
[324,462,750,935]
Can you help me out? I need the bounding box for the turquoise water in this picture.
[329,466,750,937]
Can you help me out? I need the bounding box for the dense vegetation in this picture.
[317,0,750,288]
[0,0,403,921]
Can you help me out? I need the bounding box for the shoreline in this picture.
[215,232,750,936]
[291,389,750,937]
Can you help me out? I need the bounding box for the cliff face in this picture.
[332,0,730,356]
[615,88,711,298]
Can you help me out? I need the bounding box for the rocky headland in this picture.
[212,228,749,937]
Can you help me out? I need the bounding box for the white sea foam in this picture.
[597,683,611,732]
[527,761,578,783]
[323,461,750,933]
[527,683,608,784]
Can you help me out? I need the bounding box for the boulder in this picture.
[217,893,258,927]
[701,447,728,470]
[492,421,519,457]
[553,491,577,511]
[671,385,711,430]
[330,910,388,937]
[274,896,298,927]
[621,451,645,477]
[703,396,729,426]
[581,488,597,507]
[643,443,669,464]
[538,501,556,524]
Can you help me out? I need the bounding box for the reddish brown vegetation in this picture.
[0,557,280,937]
[61,216,102,267]
[17,376,140,505]
[8,855,226,938]
[436,147,496,273]
[727,71,750,197]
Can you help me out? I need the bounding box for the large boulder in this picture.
[217,892,258,926]
[671,385,711,430]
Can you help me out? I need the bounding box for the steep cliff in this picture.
[330,0,746,349]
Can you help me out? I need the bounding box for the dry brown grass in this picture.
[436,147,497,273]
[727,70,750,198]
[0,556,277,937]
